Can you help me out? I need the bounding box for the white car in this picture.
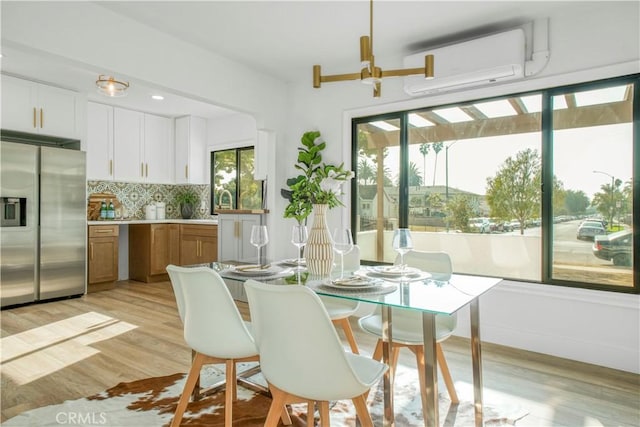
[469,217,491,233]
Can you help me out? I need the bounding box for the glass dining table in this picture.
[204,260,503,427]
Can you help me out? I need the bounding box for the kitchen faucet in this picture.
[217,189,233,210]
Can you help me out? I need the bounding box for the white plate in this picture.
[367,266,422,277]
[232,265,282,276]
[324,277,383,289]
[279,258,306,267]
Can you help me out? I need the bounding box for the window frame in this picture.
[351,74,639,294]
[210,146,262,214]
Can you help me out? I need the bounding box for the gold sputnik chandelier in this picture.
[313,0,434,97]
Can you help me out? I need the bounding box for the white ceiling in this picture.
[1,1,584,119]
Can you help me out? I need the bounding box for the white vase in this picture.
[305,204,334,276]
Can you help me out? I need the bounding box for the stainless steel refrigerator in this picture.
[1,141,86,307]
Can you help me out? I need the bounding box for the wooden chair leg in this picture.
[306,401,315,427]
[280,405,293,426]
[352,394,374,427]
[411,345,429,420]
[224,359,235,427]
[265,386,288,427]
[437,343,459,403]
[334,317,360,354]
[318,401,331,426]
[190,349,201,401]
[171,352,206,427]
[372,339,383,361]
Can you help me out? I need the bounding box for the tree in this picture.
[426,192,444,216]
[431,141,444,186]
[407,162,423,187]
[592,178,623,228]
[486,148,541,235]
[446,195,474,232]
[419,143,430,186]
[357,158,375,185]
[564,189,590,215]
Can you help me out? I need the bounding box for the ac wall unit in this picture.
[403,28,525,96]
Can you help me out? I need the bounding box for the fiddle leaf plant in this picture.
[283,130,353,224]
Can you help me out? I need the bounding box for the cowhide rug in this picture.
[4,363,528,426]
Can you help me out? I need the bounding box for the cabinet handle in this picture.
[146,163,149,177]
[151,229,155,245]
[141,163,144,177]
[40,108,43,128]
[109,160,113,176]
[95,230,111,233]
[90,242,94,260]
[185,165,188,179]
[33,108,37,128]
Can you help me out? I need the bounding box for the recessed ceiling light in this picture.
[151,95,164,101]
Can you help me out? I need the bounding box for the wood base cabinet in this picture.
[129,223,180,282]
[180,224,218,265]
[88,225,119,292]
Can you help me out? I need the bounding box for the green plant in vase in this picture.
[175,188,199,219]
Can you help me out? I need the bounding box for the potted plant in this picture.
[175,188,199,219]
[282,130,353,275]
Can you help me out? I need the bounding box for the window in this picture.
[352,76,638,293]
[211,147,263,213]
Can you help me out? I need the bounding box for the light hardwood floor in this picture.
[1,280,638,426]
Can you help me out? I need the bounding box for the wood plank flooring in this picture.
[1,280,638,426]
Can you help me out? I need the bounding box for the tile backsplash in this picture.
[87,181,211,219]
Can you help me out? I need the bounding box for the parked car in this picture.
[581,218,607,229]
[469,217,491,233]
[592,229,633,266]
[577,223,607,241]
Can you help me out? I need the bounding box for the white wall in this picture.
[3,1,637,372]
[273,2,640,373]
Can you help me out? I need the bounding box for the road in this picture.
[510,219,630,269]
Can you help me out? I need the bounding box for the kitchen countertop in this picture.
[87,219,218,225]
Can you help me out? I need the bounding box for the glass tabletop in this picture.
[197,260,503,316]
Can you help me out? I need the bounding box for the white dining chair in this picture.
[357,250,460,408]
[245,279,388,427]
[322,244,362,353]
[166,265,291,427]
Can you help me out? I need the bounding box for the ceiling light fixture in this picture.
[96,75,129,97]
[313,0,434,98]
[151,95,164,100]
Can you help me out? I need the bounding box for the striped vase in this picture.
[305,204,334,276]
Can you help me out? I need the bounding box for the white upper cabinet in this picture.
[113,107,144,183]
[175,115,207,184]
[144,113,173,183]
[1,74,78,138]
[102,107,173,184]
[86,102,114,181]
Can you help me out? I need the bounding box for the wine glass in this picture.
[291,224,308,269]
[250,225,269,266]
[332,228,354,279]
[392,228,413,271]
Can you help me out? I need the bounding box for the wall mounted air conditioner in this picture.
[403,28,526,96]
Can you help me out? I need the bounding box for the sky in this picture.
[381,122,632,200]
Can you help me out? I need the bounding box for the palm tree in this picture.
[419,143,430,186]
[358,158,375,185]
[431,141,444,186]
[408,162,423,187]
